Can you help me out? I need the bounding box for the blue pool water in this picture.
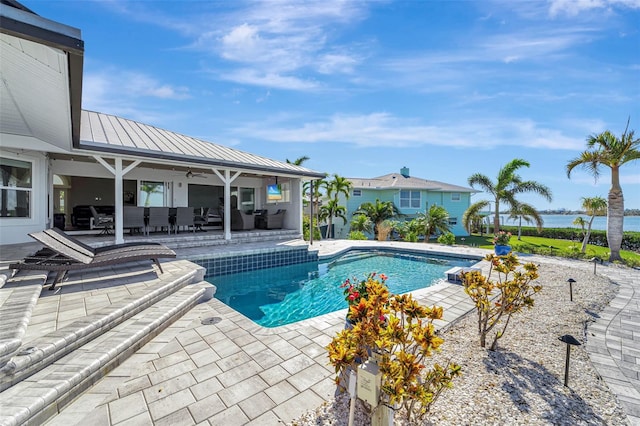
[209,250,476,327]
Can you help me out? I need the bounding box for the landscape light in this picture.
[567,278,576,302]
[558,334,582,387]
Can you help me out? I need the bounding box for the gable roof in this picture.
[78,110,326,178]
[349,173,477,193]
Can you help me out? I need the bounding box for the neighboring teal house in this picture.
[334,167,477,239]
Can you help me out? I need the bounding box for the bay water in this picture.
[500,214,640,232]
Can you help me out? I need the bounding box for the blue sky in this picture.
[29,0,639,211]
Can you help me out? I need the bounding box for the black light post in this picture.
[590,257,601,275]
[567,278,576,301]
[558,335,581,387]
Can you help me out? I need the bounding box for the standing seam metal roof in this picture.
[78,110,325,178]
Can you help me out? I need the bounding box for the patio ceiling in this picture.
[0,1,84,152]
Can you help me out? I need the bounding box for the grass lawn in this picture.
[450,234,640,265]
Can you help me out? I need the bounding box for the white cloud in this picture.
[232,112,584,150]
[84,70,190,104]
[548,0,640,17]
[218,69,319,91]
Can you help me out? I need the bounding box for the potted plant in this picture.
[493,231,512,255]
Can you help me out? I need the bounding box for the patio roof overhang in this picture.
[75,110,326,180]
[0,1,84,152]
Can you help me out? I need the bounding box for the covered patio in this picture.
[1,3,325,246]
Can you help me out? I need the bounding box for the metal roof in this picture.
[78,110,326,178]
[349,173,477,193]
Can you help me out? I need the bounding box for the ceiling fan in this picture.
[185,169,207,179]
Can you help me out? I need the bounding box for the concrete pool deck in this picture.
[1,239,639,425]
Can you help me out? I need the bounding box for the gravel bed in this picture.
[289,262,630,426]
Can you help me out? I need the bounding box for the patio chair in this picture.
[231,209,254,231]
[122,206,146,234]
[173,207,195,233]
[194,207,210,232]
[147,207,170,235]
[255,209,286,229]
[9,228,176,290]
[89,205,114,235]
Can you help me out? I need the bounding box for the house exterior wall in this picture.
[334,186,472,239]
[0,152,306,245]
[0,149,49,244]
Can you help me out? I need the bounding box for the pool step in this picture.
[0,260,214,426]
[0,282,211,426]
[0,263,204,391]
[0,271,47,369]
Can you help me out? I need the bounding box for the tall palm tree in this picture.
[286,156,310,166]
[325,174,352,201]
[319,199,347,238]
[466,158,552,234]
[318,174,351,239]
[567,121,639,261]
[416,204,450,242]
[508,201,544,240]
[355,199,400,240]
[578,196,608,253]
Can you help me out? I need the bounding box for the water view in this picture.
[499,214,640,232]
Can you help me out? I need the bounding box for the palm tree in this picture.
[416,204,450,242]
[319,199,347,238]
[567,121,639,261]
[140,182,162,207]
[350,214,373,235]
[325,174,352,201]
[320,174,352,238]
[573,216,587,244]
[286,156,310,166]
[466,158,552,234]
[355,199,400,240]
[508,201,544,240]
[577,196,608,253]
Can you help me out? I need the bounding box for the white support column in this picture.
[114,159,124,243]
[212,168,240,240]
[93,156,141,244]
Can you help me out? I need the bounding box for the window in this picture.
[140,181,165,207]
[0,157,32,218]
[400,190,420,208]
[353,189,362,196]
[449,217,458,226]
[451,193,461,202]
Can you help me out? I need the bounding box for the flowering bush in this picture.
[493,231,512,246]
[462,253,541,350]
[328,272,460,421]
[341,272,387,321]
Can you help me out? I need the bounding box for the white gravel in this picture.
[288,262,630,426]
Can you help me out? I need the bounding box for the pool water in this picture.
[209,250,475,327]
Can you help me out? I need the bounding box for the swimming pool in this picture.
[209,249,476,327]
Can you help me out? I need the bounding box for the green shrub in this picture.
[303,216,322,241]
[403,231,418,242]
[496,225,640,252]
[348,231,368,240]
[437,232,456,245]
